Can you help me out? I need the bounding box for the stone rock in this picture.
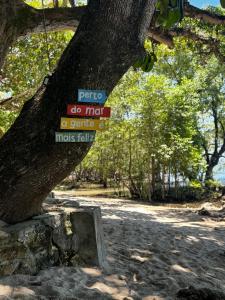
[33,212,71,251]
[70,206,108,270]
[44,197,63,205]
[0,220,53,275]
[197,208,211,216]
[0,204,107,276]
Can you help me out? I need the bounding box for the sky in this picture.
[190,0,220,8]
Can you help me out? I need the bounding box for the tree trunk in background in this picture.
[162,164,165,200]
[204,152,224,182]
[0,0,156,223]
[205,165,214,181]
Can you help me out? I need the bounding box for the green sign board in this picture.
[55,132,95,143]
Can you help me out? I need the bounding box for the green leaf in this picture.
[156,0,169,14]
[141,55,151,72]
[133,60,142,69]
[170,0,178,8]
[151,53,157,62]
[163,8,181,28]
[156,14,166,26]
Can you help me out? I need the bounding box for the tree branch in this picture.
[201,137,210,165]
[170,28,224,62]
[0,89,35,110]
[0,96,13,106]
[184,3,225,26]
[218,134,225,158]
[148,27,225,62]
[219,120,225,134]
[18,3,225,37]
[18,6,86,36]
[148,28,174,48]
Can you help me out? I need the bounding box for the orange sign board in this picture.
[60,118,107,131]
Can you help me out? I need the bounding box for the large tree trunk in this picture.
[0,0,156,223]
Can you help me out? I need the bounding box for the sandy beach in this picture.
[0,194,225,300]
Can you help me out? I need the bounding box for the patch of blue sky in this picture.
[190,0,220,8]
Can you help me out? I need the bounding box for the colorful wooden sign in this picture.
[78,89,107,104]
[55,132,95,143]
[60,117,107,131]
[67,104,111,117]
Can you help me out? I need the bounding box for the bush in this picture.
[205,179,222,191]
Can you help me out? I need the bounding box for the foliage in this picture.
[155,0,183,28]
[0,31,73,133]
[205,179,222,190]
[79,35,225,201]
[0,110,17,137]
[2,31,73,96]
[80,61,204,201]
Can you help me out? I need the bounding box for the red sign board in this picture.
[67,104,111,118]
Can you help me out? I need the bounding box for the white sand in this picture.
[0,195,225,300]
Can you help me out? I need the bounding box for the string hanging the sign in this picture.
[41,0,52,72]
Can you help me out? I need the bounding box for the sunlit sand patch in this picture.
[171,264,193,273]
[142,296,165,300]
[130,254,150,263]
[0,285,13,296]
[0,285,36,298]
[89,282,118,294]
[81,267,102,277]
[2,193,225,300]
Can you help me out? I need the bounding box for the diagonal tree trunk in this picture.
[0,0,156,223]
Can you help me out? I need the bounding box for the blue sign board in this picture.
[55,132,96,143]
[78,89,107,104]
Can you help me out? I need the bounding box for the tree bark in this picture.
[0,0,156,223]
[184,3,225,25]
[205,166,214,181]
[203,100,225,183]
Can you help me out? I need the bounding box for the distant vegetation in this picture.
[75,38,225,202]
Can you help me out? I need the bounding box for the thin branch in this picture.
[0,96,13,106]
[0,89,34,107]
[18,6,86,36]
[202,138,210,164]
[219,120,225,134]
[148,27,225,63]
[169,28,225,62]
[148,28,174,48]
[218,134,225,157]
